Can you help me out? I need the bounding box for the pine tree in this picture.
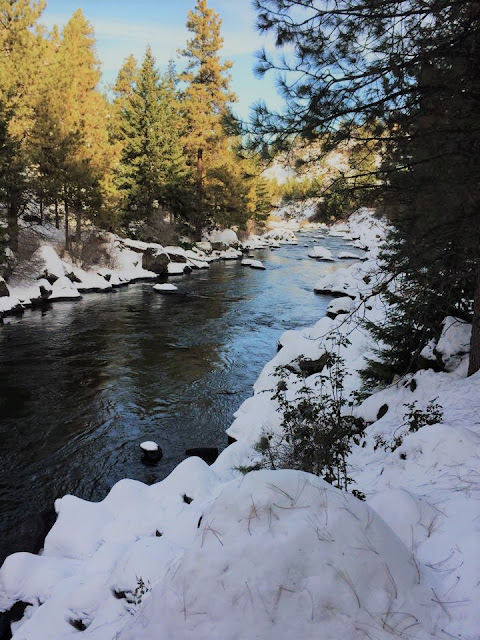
[115,46,187,229]
[251,0,480,376]
[58,9,117,243]
[0,0,46,251]
[179,0,236,238]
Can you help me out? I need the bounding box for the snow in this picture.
[1,209,479,640]
[338,251,365,260]
[196,241,212,253]
[219,247,243,260]
[70,266,112,292]
[153,283,178,293]
[31,245,65,280]
[164,246,187,260]
[185,249,210,269]
[435,316,471,371]
[37,278,52,294]
[0,295,23,314]
[307,245,334,261]
[49,276,82,301]
[327,296,356,318]
[249,259,266,270]
[205,228,238,246]
[139,441,159,452]
[167,262,187,275]
[118,470,446,640]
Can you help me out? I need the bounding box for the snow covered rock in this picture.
[263,228,298,245]
[153,283,178,294]
[49,276,81,301]
[0,276,9,297]
[220,247,242,260]
[97,269,122,287]
[205,228,238,247]
[249,259,266,270]
[0,295,24,317]
[195,241,212,253]
[141,247,169,274]
[327,296,356,319]
[164,246,188,263]
[314,267,356,298]
[338,251,365,261]
[139,441,163,462]
[37,278,52,300]
[307,246,334,261]
[418,317,471,373]
[167,262,189,275]
[70,267,112,293]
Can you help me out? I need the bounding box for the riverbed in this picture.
[0,234,356,563]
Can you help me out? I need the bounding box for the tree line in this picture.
[0,0,275,262]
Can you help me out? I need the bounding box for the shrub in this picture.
[258,335,364,491]
[374,398,443,453]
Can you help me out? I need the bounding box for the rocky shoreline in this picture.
[0,224,300,321]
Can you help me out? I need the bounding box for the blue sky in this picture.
[40,0,283,121]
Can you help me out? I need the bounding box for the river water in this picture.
[0,234,354,564]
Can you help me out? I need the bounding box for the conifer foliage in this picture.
[251,0,480,376]
[114,47,187,227]
[179,0,243,237]
[0,0,276,264]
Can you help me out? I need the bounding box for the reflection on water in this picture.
[0,236,353,562]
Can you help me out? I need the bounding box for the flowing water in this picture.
[0,234,356,563]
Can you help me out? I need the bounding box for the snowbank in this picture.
[1,209,478,640]
[0,469,449,640]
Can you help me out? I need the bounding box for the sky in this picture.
[40,0,284,121]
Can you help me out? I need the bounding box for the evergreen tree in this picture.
[251,0,480,376]
[57,9,117,243]
[0,0,46,251]
[115,46,187,228]
[179,0,236,238]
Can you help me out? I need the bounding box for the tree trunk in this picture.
[468,261,480,376]
[195,147,204,242]
[54,200,59,229]
[7,193,20,253]
[75,205,82,243]
[64,200,69,250]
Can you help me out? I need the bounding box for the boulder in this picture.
[285,353,331,377]
[140,441,163,463]
[38,278,53,300]
[0,277,9,298]
[153,283,178,294]
[164,246,188,263]
[0,295,24,318]
[185,447,219,464]
[142,248,169,274]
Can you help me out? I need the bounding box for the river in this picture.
[0,233,355,564]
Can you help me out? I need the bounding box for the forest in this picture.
[0,0,276,262]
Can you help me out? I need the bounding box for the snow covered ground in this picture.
[1,209,478,639]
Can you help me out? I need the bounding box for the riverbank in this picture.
[0,222,300,321]
[1,209,478,640]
